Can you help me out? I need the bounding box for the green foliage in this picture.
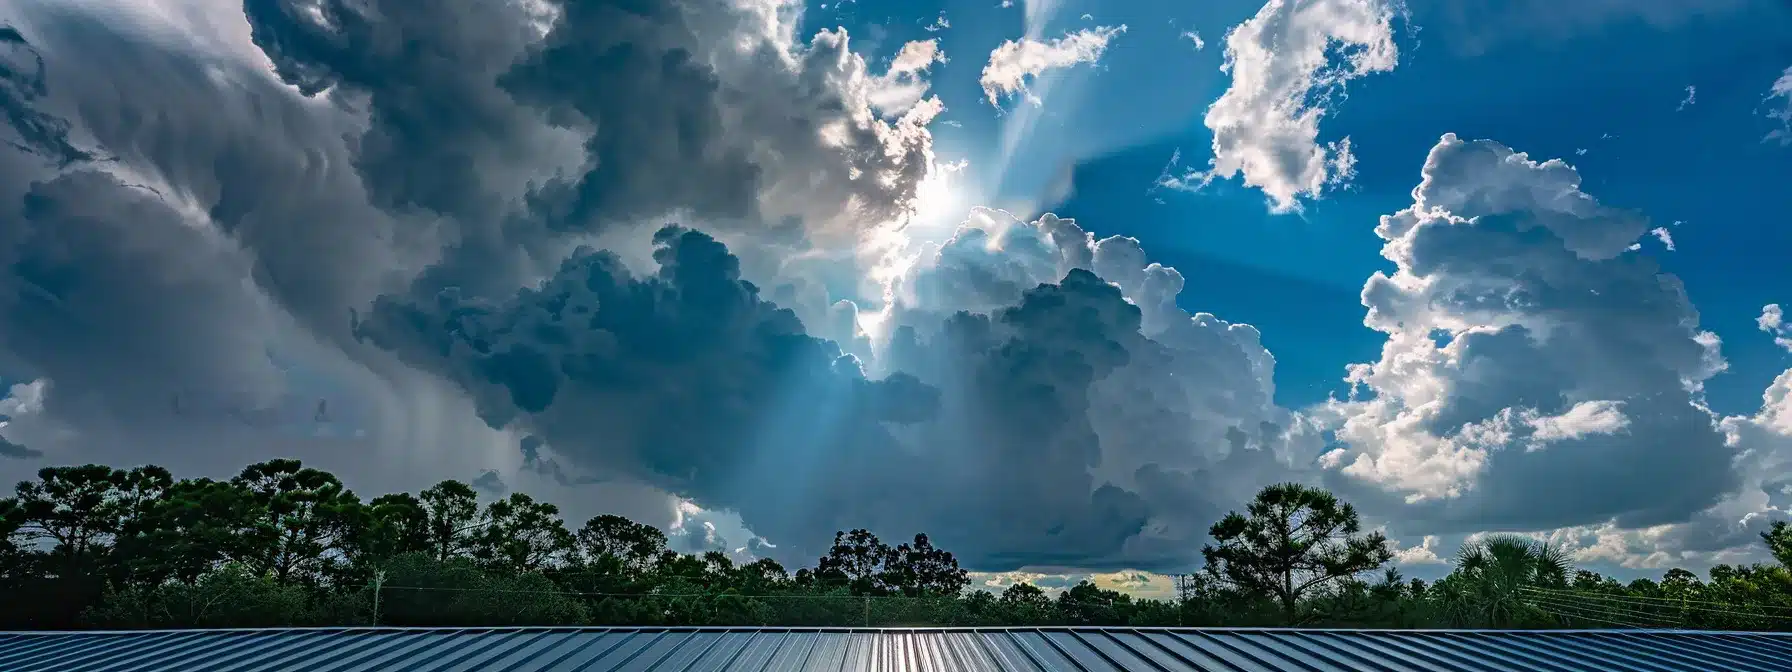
[6,460,1792,631]
[1201,482,1393,624]
[1437,535,1571,628]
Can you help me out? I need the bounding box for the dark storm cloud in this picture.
[471,469,508,495]
[358,215,1293,570]
[356,226,945,565]
[0,170,291,426]
[0,24,86,166]
[496,0,760,232]
[882,209,1322,570]
[0,434,38,459]
[1,6,425,341]
[241,0,547,220]
[884,269,1158,569]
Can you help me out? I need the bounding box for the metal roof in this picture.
[1,626,1790,672]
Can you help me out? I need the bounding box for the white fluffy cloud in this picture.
[979,25,1126,106]
[1761,305,1792,352]
[1165,0,1403,212]
[1391,535,1445,565]
[1320,134,1736,536]
[867,39,946,117]
[1768,66,1792,145]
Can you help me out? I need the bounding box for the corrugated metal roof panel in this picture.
[2,626,1789,671]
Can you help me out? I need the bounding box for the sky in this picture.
[0,0,1790,602]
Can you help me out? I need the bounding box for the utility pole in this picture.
[1171,573,1195,627]
[371,570,386,626]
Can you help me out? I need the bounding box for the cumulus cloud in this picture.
[358,213,1316,570]
[1391,535,1445,565]
[867,39,945,117]
[1320,133,1737,537]
[979,25,1126,106]
[0,378,47,458]
[0,0,949,536]
[874,208,1317,568]
[470,469,507,495]
[1163,0,1404,212]
[1761,305,1792,352]
[1650,226,1676,251]
[1181,30,1205,51]
[1768,67,1792,145]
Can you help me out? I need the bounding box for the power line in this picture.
[376,585,961,601]
[1522,586,1792,622]
[1525,598,1656,630]
[1523,585,1792,613]
[1522,594,1680,629]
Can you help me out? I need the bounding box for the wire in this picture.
[1522,594,1679,629]
[1521,587,1792,622]
[1524,593,1671,629]
[376,585,963,601]
[1523,585,1792,614]
[1525,599,1654,630]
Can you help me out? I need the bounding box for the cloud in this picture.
[1163,0,1404,212]
[1320,133,1737,536]
[1391,535,1445,565]
[0,23,89,166]
[1758,304,1792,354]
[471,469,507,495]
[1180,30,1205,51]
[0,378,45,458]
[1768,66,1792,146]
[867,40,945,117]
[4,0,1778,585]
[1677,85,1696,111]
[358,198,1324,571]
[1650,226,1675,251]
[0,0,945,538]
[979,25,1126,106]
[879,208,1318,569]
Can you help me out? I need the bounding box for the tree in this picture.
[1056,581,1130,625]
[11,465,141,576]
[418,480,482,562]
[1446,534,1571,628]
[816,529,894,595]
[123,478,258,586]
[1201,483,1392,624]
[1763,521,1792,568]
[575,514,666,572]
[997,583,1053,624]
[230,459,364,584]
[0,497,24,580]
[474,492,573,572]
[343,493,431,571]
[883,533,969,598]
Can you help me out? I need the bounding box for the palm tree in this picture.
[1444,535,1572,628]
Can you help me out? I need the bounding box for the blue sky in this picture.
[4,0,1792,599]
[821,0,1792,414]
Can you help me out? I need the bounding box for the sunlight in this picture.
[907,157,973,241]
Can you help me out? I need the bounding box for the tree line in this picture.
[3,459,1791,630]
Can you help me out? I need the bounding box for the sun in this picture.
[907,158,973,240]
